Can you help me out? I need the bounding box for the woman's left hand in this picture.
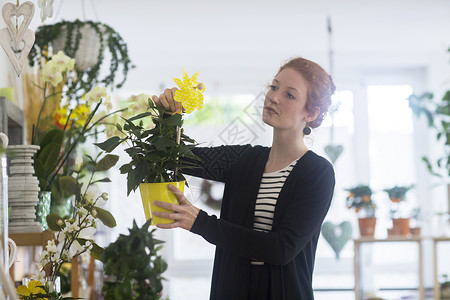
[153,184,200,231]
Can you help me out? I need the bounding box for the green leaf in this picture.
[38,129,64,149]
[94,136,122,152]
[91,177,112,184]
[127,112,151,122]
[90,242,105,262]
[95,154,119,172]
[59,176,80,195]
[37,142,61,174]
[46,213,64,231]
[94,206,117,227]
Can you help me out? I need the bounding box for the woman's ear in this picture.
[305,106,320,123]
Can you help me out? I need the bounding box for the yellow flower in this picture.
[173,69,205,113]
[42,60,63,87]
[84,86,108,104]
[51,51,75,72]
[17,280,46,299]
[72,103,91,126]
[53,106,70,129]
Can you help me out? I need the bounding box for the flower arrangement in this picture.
[96,69,205,195]
[346,185,376,218]
[31,51,122,192]
[18,153,118,299]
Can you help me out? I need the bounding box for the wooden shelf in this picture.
[353,237,424,300]
[433,237,450,300]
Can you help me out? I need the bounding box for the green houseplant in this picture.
[96,69,205,225]
[383,185,414,202]
[28,19,134,100]
[408,48,449,213]
[102,219,168,300]
[384,185,415,237]
[346,185,377,237]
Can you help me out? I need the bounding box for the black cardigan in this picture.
[186,145,335,300]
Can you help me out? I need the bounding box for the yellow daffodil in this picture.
[42,60,63,87]
[84,86,107,104]
[17,280,46,299]
[51,51,75,72]
[173,69,205,113]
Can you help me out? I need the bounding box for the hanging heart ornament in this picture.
[324,144,344,164]
[321,221,352,259]
[0,1,35,76]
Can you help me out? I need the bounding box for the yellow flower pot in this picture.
[139,181,185,225]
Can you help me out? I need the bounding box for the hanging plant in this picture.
[28,19,134,100]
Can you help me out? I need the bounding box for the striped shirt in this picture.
[251,159,299,265]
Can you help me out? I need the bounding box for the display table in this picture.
[353,236,424,300]
[433,236,450,300]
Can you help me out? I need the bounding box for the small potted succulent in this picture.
[346,185,377,237]
[384,185,414,237]
[96,69,205,225]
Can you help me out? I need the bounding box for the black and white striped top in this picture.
[251,159,299,265]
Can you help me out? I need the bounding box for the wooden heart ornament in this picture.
[0,1,35,76]
[321,221,352,259]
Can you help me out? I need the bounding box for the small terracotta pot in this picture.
[410,227,421,236]
[391,218,411,236]
[358,217,376,237]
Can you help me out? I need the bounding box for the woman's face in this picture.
[263,68,315,131]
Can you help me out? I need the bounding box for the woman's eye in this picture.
[286,92,295,99]
[269,85,278,91]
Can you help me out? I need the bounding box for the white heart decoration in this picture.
[0,1,35,76]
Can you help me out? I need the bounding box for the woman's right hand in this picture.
[151,87,183,114]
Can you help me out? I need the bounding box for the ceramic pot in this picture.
[358,217,376,237]
[139,181,185,225]
[391,218,411,237]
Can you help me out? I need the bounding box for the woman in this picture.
[152,57,336,300]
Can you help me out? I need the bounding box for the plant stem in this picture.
[32,82,48,145]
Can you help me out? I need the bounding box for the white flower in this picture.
[36,251,49,270]
[84,86,107,104]
[63,220,80,235]
[42,60,63,87]
[91,209,98,218]
[85,185,100,204]
[77,207,89,218]
[101,192,109,201]
[57,219,64,226]
[31,269,46,285]
[51,51,75,72]
[46,240,57,253]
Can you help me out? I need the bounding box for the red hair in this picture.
[277,57,335,128]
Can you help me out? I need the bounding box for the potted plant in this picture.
[28,19,134,100]
[96,69,205,225]
[29,51,125,227]
[102,219,168,299]
[408,51,449,213]
[384,185,414,237]
[346,185,377,237]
